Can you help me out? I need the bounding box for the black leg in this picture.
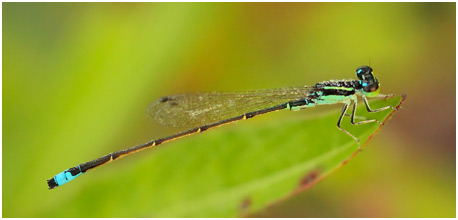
[350,101,382,125]
[337,96,396,150]
[337,103,361,150]
[363,96,394,113]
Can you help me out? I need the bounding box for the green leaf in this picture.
[44,94,406,217]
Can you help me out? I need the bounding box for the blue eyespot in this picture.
[362,82,368,87]
[357,69,363,74]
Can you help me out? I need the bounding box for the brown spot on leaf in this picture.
[291,169,321,195]
[239,197,252,212]
[299,170,319,188]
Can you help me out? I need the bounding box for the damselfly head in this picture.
[356,66,380,97]
[356,66,373,79]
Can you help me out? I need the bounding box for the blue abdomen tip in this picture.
[48,166,83,189]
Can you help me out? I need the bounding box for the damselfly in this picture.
[47,66,393,189]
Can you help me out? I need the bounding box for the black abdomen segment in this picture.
[288,99,316,109]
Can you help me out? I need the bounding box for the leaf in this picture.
[44,94,406,217]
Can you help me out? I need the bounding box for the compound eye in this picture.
[356,66,373,79]
[363,82,379,93]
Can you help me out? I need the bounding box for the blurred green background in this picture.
[3,2,455,217]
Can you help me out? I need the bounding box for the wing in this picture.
[147,86,314,127]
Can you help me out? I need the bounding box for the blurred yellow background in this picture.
[3,2,455,217]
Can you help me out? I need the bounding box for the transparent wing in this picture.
[147,86,314,127]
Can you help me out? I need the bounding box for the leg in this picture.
[350,101,382,125]
[363,96,394,113]
[375,93,395,98]
[337,102,361,150]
